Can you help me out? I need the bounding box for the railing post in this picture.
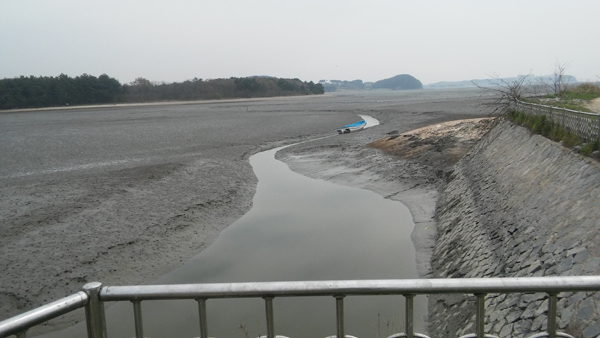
[597,114,600,142]
[547,293,558,338]
[404,294,415,338]
[335,295,345,338]
[475,293,486,338]
[197,299,208,338]
[264,297,275,338]
[132,300,144,338]
[82,282,107,338]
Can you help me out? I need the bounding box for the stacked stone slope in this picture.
[430,120,600,338]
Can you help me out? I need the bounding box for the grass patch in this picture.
[528,83,600,112]
[561,83,600,101]
[508,111,582,148]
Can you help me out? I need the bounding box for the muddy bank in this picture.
[0,97,351,335]
[0,155,259,334]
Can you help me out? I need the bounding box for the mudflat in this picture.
[0,89,489,334]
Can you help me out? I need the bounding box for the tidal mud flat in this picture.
[0,89,489,335]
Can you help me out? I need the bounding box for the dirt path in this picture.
[584,97,600,113]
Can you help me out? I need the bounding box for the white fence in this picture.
[512,100,600,142]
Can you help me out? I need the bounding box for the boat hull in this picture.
[335,120,366,134]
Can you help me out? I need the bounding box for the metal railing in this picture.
[512,100,600,142]
[2,277,600,338]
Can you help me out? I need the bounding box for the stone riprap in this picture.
[430,120,600,338]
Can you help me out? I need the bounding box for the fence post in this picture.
[132,300,144,338]
[197,299,208,338]
[475,294,486,338]
[597,114,600,142]
[83,282,107,338]
[264,297,275,338]
[547,293,558,338]
[404,294,415,338]
[335,295,345,338]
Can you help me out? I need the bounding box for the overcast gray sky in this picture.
[1,0,599,85]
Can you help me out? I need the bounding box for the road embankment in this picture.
[430,120,600,338]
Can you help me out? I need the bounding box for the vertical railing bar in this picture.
[132,301,144,338]
[83,282,107,338]
[475,293,486,338]
[597,114,600,141]
[404,294,415,338]
[547,293,558,338]
[335,295,345,338]
[264,297,275,338]
[197,299,208,338]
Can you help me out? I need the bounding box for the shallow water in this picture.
[47,140,425,338]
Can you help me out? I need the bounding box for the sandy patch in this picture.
[583,97,600,113]
[368,118,493,165]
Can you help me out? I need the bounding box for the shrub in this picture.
[507,111,581,149]
[580,141,600,156]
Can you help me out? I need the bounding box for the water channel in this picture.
[46,118,426,338]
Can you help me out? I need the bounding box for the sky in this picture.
[1,0,599,85]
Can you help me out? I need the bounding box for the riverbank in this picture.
[277,118,494,334]
[429,120,600,338]
[278,118,494,275]
[1,89,489,336]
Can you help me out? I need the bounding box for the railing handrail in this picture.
[515,99,598,116]
[100,276,600,301]
[0,291,88,338]
[3,277,600,338]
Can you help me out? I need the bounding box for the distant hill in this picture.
[372,74,423,90]
[319,74,422,92]
[425,75,578,89]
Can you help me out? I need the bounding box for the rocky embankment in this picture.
[429,120,600,338]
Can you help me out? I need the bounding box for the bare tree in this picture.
[472,73,532,116]
[552,60,571,96]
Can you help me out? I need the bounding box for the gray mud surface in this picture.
[1,89,489,335]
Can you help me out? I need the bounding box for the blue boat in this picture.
[335,120,366,134]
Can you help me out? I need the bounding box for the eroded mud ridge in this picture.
[430,121,600,338]
[367,118,494,183]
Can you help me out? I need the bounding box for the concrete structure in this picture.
[430,120,600,338]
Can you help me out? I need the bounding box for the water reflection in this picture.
[45,142,425,338]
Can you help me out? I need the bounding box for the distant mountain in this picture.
[319,74,422,92]
[425,75,578,89]
[372,74,423,90]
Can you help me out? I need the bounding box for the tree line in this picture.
[0,74,325,110]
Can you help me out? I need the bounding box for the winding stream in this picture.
[47,119,425,338]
